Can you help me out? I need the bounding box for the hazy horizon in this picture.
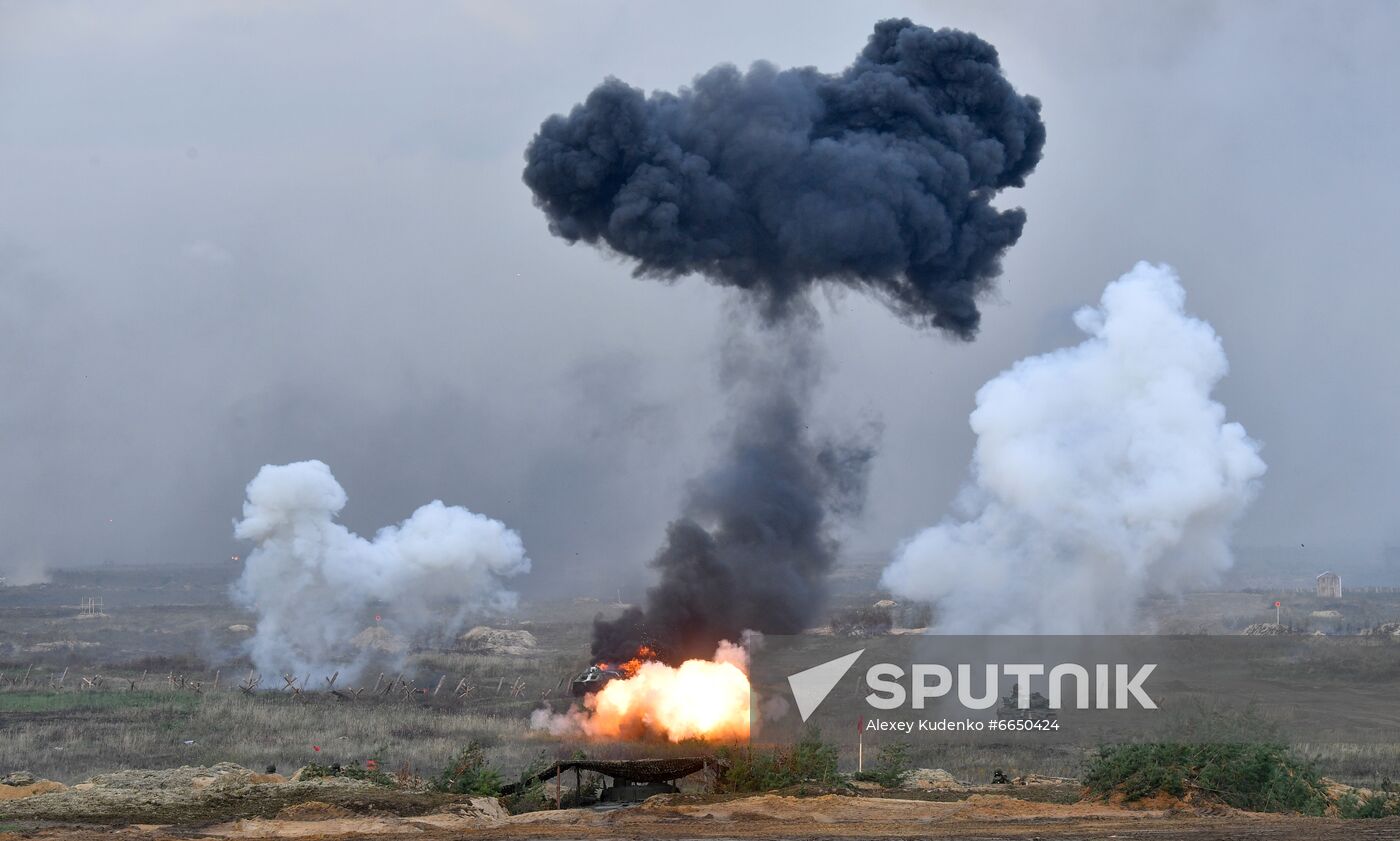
[2,1,1398,598]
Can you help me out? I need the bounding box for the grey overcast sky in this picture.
[1,1,1397,594]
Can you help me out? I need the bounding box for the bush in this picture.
[715,727,840,792]
[1337,791,1400,819]
[852,742,912,788]
[432,740,503,796]
[297,762,396,787]
[1082,743,1328,815]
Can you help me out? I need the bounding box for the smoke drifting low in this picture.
[524,17,1045,336]
[0,561,48,587]
[882,263,1266,633]
[232,460,529,680]
[593,323,876,663]
[528,19,1043,663]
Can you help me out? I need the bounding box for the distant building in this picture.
[1316,571,1341,599]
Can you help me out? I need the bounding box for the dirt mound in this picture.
[0,763,453,824]
[77,762,282,792]
[617,792,1157,825]
[0,780,65,801]
[1242,622,1291,635]
[193,798,507,838]
[350,626,408,654]
[1012,773,1078,787]
[4,790,1374,839]
[406,797,510,828]
[273,801,355,820]
[906,768,963,790]
[460,626,537,656]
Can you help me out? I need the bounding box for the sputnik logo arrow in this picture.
[787,649,864,722]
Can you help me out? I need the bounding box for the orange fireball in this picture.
[582,642,749,742]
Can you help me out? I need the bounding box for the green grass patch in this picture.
[715,728,841,793]
[1083,742,1328,815]
[0,690,199,714]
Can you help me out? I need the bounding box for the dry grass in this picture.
[0,683,546,783]
[5,574,1400,791]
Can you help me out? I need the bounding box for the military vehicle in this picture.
[570,664,624,697]
[995,682,1058,722]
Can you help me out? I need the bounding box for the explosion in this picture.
[597,644,658,679]
[534,642,750,742]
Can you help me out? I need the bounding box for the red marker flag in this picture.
[1274,601,1282,607]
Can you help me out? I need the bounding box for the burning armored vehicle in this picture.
[570,644,660,697]
[570,664,624,697]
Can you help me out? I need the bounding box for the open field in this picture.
[3,564,1400,789]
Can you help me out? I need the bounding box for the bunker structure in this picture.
[1316,571,1342,600]
[501,756,718,804]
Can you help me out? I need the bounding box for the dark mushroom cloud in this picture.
[525,18,1044,661]
[524,18,1045,337]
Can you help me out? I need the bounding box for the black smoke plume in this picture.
[523,19,1043,664]
[592,321,876,663]
[523,18,1044,337]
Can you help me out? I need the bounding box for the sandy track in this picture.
[7,793,1399,841]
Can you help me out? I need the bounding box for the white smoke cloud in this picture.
[882,263,1265,634]
[231,460,529,681]
[0,556,50,587]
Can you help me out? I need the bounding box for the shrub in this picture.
[297,762,396,787]
[1337,791,1400,819]
[1082,743,1328,815]
[715,727,840,792]
[852,742,912,788]
[432,740,503,795]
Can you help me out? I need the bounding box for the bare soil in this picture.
[4,792,1399,840]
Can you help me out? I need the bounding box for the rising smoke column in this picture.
[592,322,876,662]
[882,263,1266,633]
[232,460,530,680]
[524,18,1044,662]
